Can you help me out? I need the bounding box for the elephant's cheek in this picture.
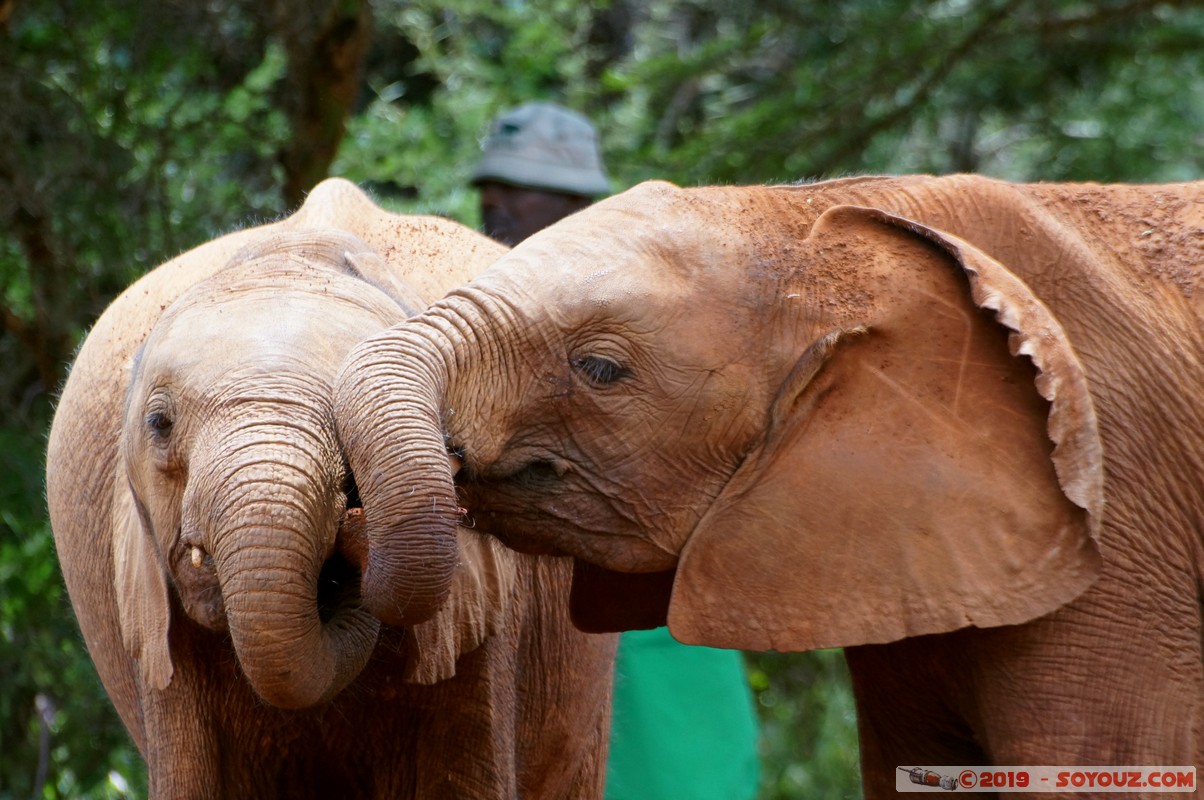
[170,549,228,632]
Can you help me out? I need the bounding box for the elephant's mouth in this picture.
[343,467,364,510]
[454,455,579,555]
[450,448,680,633]
[454,452,675,572]
[317,549,362,624]
[321,470,366,624]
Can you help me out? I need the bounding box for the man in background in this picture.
[471,101,609,245]
[469,101,762,800]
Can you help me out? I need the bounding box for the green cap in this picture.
[470,102,610,197]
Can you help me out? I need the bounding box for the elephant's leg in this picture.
[141,624,226,799]
[845,640,989,799]
[550,700,612,799]
[413,629,520,799]
[963,595,1203,768]
[849,586,1204,799]
[142,685,221,798]
[514,557,616,799]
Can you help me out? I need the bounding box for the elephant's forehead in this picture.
[466,246,774,385]
[487,209,745,311]
[144,289,389,378]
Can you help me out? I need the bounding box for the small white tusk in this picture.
[447,452,463,476]
[191,546,204,568]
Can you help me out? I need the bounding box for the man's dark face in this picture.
[478,181,592,245]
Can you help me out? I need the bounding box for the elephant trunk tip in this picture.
[224,568,381,711]
[360,517,461,628]
[362,564,455,628]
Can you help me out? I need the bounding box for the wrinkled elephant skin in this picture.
[335,175,1204,798]
[46,179,616,799]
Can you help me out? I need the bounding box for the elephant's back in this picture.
[1024,180,1204,329]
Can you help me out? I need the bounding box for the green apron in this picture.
[605,627,760,799]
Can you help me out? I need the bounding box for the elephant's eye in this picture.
[571,355,631,386]
[146,409,173,438]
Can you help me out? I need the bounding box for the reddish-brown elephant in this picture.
[46,178,616,799]
[334,175,1203,798]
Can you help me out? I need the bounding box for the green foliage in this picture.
[338,1,1204,225]
[335,0,604,222]
[0,425,145,799]
[748,651,862,799]
[0,0,290,418]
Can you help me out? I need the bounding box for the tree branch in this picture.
[1036,0,1199,36]
[807,0,1025,176]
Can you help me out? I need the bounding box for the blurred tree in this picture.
[601,0,1204,185]
[273,0,373,206]
[1,427,142,799]
[1,0,1201,797]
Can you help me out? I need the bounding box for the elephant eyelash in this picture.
[145,409,173,437]
[571,355,632,386]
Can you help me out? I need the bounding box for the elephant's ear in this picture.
[111,477,174,690]
[402,530,517,684]
[669,205,1104,652]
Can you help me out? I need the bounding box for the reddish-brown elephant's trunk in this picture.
[204,435,380,709]
[219,530,378,709]
[333,324,461,628]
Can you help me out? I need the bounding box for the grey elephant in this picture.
[46,178,616,798]
[333,175,1204,797]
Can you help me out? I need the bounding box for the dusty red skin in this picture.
[336,508,369,572]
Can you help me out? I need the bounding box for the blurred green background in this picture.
[2,1,1201,797]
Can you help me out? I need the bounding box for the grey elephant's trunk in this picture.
[333,323,461,629]
[208,436,379,709]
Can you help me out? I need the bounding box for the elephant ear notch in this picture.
[112,475,174,691]
[669,204,1104,652]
